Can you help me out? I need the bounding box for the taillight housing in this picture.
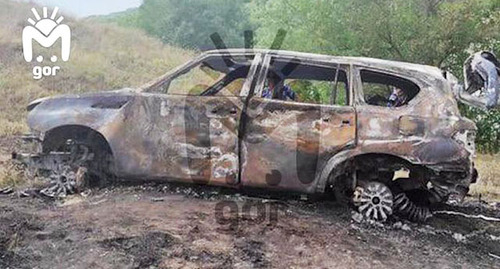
[453,129,476,158]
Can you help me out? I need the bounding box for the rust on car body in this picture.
[16,49,478,215]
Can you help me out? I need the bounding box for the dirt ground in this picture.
[0,181,499,269]
[1,135,500,268]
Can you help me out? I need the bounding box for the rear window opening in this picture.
[263,58,349,105]
[361,70,420,107]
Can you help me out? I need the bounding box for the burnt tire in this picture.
[332,175,353,204]
[393,192,433,222]
[40,135,114,197]
[389,177,434,222]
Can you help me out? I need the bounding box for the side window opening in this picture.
[361,70,420,107]
[261,58,349,105]
[201,66,249,96]
[164,55,254,96]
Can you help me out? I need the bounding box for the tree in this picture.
[138,0,253,50]
[250,0,500,152]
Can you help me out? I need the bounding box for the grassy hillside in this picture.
[88,7,141,28]
[470,155,500,200]
[0,0,193,136]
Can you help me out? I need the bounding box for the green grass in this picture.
[0,0,193,137]
[0,0,193,187]
[0,162,23,188]
[470,154,500,200]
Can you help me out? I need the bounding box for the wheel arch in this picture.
[315,151,419,193]
[42,124,113,157]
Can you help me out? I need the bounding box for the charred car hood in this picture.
[27,88,138,111]
[27,88,138,133]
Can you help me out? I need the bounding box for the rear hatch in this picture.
[444,71,489,110]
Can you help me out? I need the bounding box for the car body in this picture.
[16,49,478,220]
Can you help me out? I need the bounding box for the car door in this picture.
[240,54,356,193]
[135,53,262,186]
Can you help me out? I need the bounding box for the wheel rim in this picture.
[40,142,91,198]
[354,182,393,221]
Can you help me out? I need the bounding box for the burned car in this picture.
[14,49,478,222]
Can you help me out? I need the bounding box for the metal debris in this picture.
[393,221,411,231]
[80,189,92,198]
[489,253,500,260]
[17,191,30,198]
[433,210,500,222]
[351,211,363,223]
[0,187,13,195]
[452,233,466,243]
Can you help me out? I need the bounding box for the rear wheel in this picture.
[331,159,436,222]
[390,177,434,222]
[353,181,394,221]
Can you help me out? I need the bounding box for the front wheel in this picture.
[40,139,112,198]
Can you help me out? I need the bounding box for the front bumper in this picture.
[12,134,76,174]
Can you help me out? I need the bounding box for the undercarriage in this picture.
[12,135,103,198]
[330,155,477,222]
[12,133,477,223]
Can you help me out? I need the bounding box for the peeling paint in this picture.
[18,49,477,200]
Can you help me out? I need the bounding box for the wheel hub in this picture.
[353,181,393,221]
[39,142,91,198]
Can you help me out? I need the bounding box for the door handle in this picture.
[341,119,351,125]
[229,108,238,114]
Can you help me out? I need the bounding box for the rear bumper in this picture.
[426,159,477,202]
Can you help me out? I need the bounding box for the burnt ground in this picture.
[0,182,499,269]
[1,136,500,268]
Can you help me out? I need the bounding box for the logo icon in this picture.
[22,7,71,79]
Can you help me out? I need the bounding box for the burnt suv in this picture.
[15,49,478,221]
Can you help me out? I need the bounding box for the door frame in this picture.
[147,52,265,185]
[239,53,358,193]
[252,53,354,105]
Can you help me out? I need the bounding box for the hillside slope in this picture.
[0,0,193,135]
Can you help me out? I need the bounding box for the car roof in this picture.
[202,49,444,80]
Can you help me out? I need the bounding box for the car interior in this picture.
[165,55,421,109]
[263,58,349,105]
[361,70,420,107]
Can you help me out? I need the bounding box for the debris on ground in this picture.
[453,233,466,243]
[0,187,13,195]
[489,253,500,260]
[434,210,500,222]
[351,211,363,223]
[0,182,499,268]
[393,221,411,231]
[151,197,165,202]
[17,190,30,198]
